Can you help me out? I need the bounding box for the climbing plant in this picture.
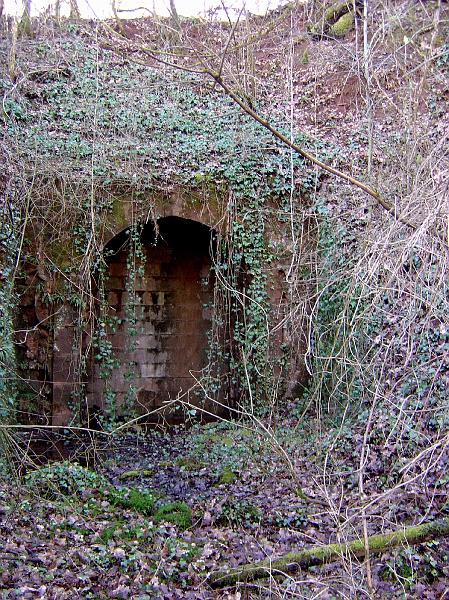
[0,201,18,422]
[0,25,338,424]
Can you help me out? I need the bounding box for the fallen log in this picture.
[209,517,449,588]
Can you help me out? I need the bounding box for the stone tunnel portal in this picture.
[86,216,216,420]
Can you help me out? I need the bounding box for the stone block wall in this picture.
[16,189,310,426]
[51,215,218,424]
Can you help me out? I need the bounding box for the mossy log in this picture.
[209,517,449,588]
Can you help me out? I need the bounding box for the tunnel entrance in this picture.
[86,216,217,421]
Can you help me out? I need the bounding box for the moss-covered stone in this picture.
[107,196,127,230]
[119,470,140,480]
[118,468,154,480]
[329,11,354,37]
[324,1,351,23]
[309,1,355,39]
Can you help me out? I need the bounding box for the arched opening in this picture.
[86,217,218,422]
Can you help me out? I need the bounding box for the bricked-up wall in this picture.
[85,216,217,420]
[23,194,309,426]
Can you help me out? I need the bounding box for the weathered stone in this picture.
[16,195,309,426]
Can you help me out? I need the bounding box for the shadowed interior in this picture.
[86,217,217,420]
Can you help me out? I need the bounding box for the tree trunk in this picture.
[209,517,449,588]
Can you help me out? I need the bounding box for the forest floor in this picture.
[1,417,449,599]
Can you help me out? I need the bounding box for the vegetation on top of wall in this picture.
[0,30,331,192]
[0,26,335,420]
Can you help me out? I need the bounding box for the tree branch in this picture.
[209,72,417,230]
[209,516,449,588]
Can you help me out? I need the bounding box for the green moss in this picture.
[175,457,205,471]
[154,501,192,529]
[217,465,237,485]
[209,517,449,588]
[324,1,349,22]
[240,429,253,438]
[118,468,153,480]
[48,240,76,270]
[108,196,127,229]
[309,1,353,38]
[295,486,308,500]
[184,184,222,212]
[329,11,354,37]
[119,469,140,480]
[110,488,156,515]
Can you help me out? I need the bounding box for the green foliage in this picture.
[2,29,334,419]
[154,501,192,529]
[98,520,155,544]
[268,507,308,529]
[1,97,28,122]
[380,542,446,589]
[189,421,266,478]
[162,537,200,579]
[373,251,449,438]
[98,523,121,544]
[0,205,19,422]
[25,461,109,499]
[218,496,261,528]
[436,43,449,72]
[302,211,374,412]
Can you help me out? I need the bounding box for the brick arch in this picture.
[85,216,219,423]
[102,188,224,249]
